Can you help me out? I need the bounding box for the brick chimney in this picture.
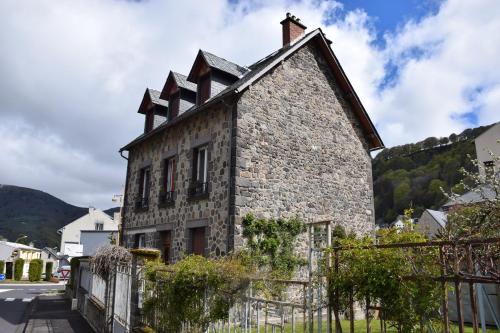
[280,13,307,46]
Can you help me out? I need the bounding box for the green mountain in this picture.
[0,185,118,249]
[373,124,494,224]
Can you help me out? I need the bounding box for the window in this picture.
[197,72,211,105]
[95,223,104,231]
[189,145,209,198]
[134,233,146,248]
[168,91,180,120]
[159,157,176,206]
[136,166,151,210]
[484,161,495,179]
[189,227,205,256]
[160,231,171,263]
[144,111,154,133]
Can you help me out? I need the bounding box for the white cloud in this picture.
[0,0,499,207]
[375,0,500,146]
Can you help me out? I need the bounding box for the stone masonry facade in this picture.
[121,20,381,263]
[232,44,375,255]
[123,103,233,260]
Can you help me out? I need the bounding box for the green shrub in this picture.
[28,259,43,282]
[44,262,53,281]
[68,257,80,287]
[143,255,250,332]
[14,259,24,281]
[0,260,4,275]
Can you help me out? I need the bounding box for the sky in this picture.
[0,0,499,209]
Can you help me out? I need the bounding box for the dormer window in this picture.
[168,90,180,120]
[144,111,154,133]
[197,72,211,105]
[137,89,168,134]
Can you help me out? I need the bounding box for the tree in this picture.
[439,137,449,146]
[14,259,24,281]
[422,137,439,149]
[443,148,499,240]
[449,133,458,143]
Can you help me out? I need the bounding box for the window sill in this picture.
[158,201,175,208]
[187,192,209,202]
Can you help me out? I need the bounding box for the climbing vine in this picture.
[240,213,306,279]
[143,255,250,333]
[324,223,442,333]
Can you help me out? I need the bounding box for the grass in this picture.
[211,320,499,333]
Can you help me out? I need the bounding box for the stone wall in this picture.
[233,43,375,252]
[123,103,233,261]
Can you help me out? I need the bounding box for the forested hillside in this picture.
[373,124,493,224]
[0,185,119,248]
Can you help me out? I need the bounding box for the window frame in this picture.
[197,72,211,105]
[159,157,176,207]
[168,90,180,120]
[136,166,151,210]
[95,223,104,231]
[188,145,209,199]
[134,233,146,249]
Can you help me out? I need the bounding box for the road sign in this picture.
[0,274,5,281]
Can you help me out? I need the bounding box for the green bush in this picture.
[0,260,4,275]
[68,257,80,287]
[14,259,24,281]
[44,262,53,281]
[28,259,43,282]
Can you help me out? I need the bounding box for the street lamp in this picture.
[15,235,27,243]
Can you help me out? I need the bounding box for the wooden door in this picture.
[5,262,13,279]
[160,231,171,263]
[191,227,205,256]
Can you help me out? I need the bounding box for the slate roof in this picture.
[121,28,384,151]
[148,89,169,108]
[425,209,447,228]
[172,72,197,92]
[201,50,249,78]
[442,185,496,208]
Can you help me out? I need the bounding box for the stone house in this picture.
[475,121,499,180]
[119,14,384,262]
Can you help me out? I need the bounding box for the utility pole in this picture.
[112,189,124,246]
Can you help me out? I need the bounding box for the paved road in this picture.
[0,284,64,333]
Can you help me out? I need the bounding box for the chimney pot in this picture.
[280,13,307,46]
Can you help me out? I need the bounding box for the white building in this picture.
[0,241,42,279]
[57,208,118,257]
[475,122,500,179]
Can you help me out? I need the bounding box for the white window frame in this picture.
[165,158,175,192]
[196,146,208,183]
[95,223,104,231]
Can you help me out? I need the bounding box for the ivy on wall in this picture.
[240,213,306,279]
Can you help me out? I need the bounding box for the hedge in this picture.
[44,262,53,281]
[0,260,4,275]
[29,259,43,282]
[14,259,24,281]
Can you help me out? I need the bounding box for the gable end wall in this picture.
[234,43,375,250]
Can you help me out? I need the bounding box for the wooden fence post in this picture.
[440,245,450,333]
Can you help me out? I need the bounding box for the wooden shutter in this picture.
[191,227,205,256]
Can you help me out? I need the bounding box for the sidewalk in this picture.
[23,295,94,333]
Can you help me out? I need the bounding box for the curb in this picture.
[15,295,38,333]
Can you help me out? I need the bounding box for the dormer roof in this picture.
[122,29,384,152]
[187,50,249,82]
[160,71,197,100]
[137,88,168,114]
